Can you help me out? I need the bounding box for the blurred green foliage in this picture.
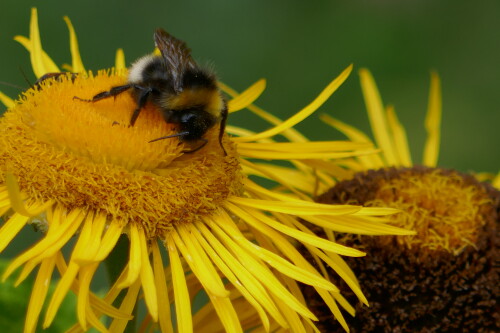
[0,0,498,172]
[0,259,79,332]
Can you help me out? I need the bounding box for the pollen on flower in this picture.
[0,71,243,239]
[319,166,495,257]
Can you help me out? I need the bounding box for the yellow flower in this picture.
[305,69,500,331]
[0,8,413,333]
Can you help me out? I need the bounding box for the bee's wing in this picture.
[154,28,197,93]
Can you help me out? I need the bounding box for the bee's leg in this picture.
[218,105,228,156]
[129,86,154,126]
[182,139,208,154]
[74,84,132,102]
[34,72,78,89]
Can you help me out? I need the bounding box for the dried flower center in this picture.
[318,166,498,256]
[0,72,243,239]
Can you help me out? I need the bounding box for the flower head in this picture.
[0,8,412,333]
[304,69,500,332]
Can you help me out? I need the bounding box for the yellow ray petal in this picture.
[27,8,60,77]
[0,91,15,109]
[309,246,368,305]
[138,228,158,321]
[220,82,308,143]
[24,255,57,333]
[92,221,124,262]
[14,35,60,78]
[73,213,106,264]
[320,114,384,169]
[225,79,266,112]
[241,161,316,196]
[43,262,79,328]
[152,241,174,333]
[230,201,364,258]
[207,213,317,321]
[173,226,229,298]
[108,278,142,333]
[5,172,55,217]
[54,253,132,321]
[166,235,193,333]
[193,221,272,331]
[3,207,85,282]
[304,214,415,235]
[0,212,30,254]
[63,16,85,73]
[76,263,99,330]
[198,216,288,327]
[238,146,378,160]
[386,105,412,166]
[492,172,500,189]
[238,140,372,152]
[118,224,141,288]
[115,48,126,72]
[227,196,361,216]
[359,68,398,165]
[234,64,353,142]
[423,71,442,167]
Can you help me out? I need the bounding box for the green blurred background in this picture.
[0,0,499,173]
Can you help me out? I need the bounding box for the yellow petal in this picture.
[118,224,141,288]
[5,172,55,217]
[320,114,384,169]
[386,105,412,166]
[152,242,174,333]
[423,71,442,167]
[173,226,229,298]
[359,68,398,165]
[0,212,30,254]
[208,213,317,321]
[230,201,364,258]
[27,8,60,77]
[238,146,377,160]
[73,213,107,264]
[108,278,142,332]
[63,16,85,73]
[493,172,500,190]
[14,35,60,78]
[92,221,124,262]
[166,235,193,333]
[24,255,57,333]
[238,140,372,152]
[310,247,368,305]
[115,48,126,72]
[76,263,99,330]
[227,196,361,216]
[195,220,283,330]
[225,79,266,112]
[138,228,158,321]
[3,207,85,282]
[0,91,15,109]
[43,262,79,328]
[304,214,415,235]
[235,64,353,142]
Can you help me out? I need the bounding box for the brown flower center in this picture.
[318,166,498,257]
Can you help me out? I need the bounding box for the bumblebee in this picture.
[77,28,228,155]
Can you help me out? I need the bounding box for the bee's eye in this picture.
[179,111,198,124]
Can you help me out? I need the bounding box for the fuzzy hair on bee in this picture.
[76,28,228,155]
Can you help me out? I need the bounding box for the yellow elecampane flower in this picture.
[0,8,413,333]
[306,69,499,331]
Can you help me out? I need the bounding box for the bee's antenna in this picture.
[148,131,189,143]
[19,67,34,88]
[0,81,25,90]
